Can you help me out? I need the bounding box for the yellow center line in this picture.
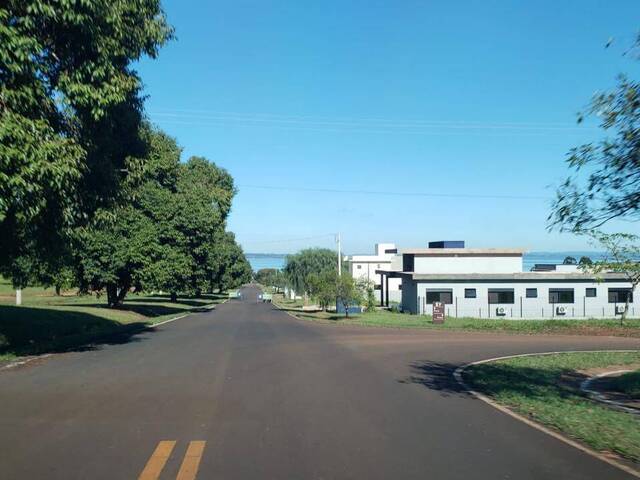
[138,440,176,480]
[176,441,207,480]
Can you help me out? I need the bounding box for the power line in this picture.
[237,184,549,201]
[149,109,592,130]
[147,109,596,136]
[240,233,336,246]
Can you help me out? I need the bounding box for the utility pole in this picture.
[336,233,342,276]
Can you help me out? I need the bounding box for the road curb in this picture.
[581,369,640,416]
[453,350,640,478]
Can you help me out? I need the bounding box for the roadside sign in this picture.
[432,301,445,324]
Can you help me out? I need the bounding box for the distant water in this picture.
[247,252,607,272]
[246,254,287,272]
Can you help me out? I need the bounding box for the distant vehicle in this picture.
[261,293,273,303]
[229,291,241,299]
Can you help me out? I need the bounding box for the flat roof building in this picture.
[377,243,636,319]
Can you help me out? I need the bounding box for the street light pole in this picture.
[336,233,341,276]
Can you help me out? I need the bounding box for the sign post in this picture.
[432,301,445,324]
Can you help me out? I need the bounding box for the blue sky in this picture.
[138,0,640,254]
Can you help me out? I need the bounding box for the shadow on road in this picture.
[399,360,471,398]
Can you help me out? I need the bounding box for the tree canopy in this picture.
[76,126,250,306]
[0,0,173,281]
[283,248,338,296]
[550,34,640,232]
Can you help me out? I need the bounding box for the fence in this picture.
[416,295,637,320]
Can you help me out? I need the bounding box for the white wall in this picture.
[403,279,636,319]
[413,255,522,274]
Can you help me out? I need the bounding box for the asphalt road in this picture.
[1,285,639,479]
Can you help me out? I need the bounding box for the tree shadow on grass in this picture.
[400,359,585,401]
[62,302,191,318]
[0,305,152,358]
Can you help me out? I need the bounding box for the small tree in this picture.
[563,256,577,265]
[578,256,593,266]
[359,279,377,312]
[307,271,336,311]
[335,274,363,318]
[581,231,640,323]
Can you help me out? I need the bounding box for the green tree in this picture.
[0,0,173,285]
[75,126,182,306]
[549,35,640,231]
[307,271,337,310]
[581,231,640,322]
[579,256,593,266]
[360,279,377,312]
[335,274,363,318]
[255,269,285,290]
[284,248,338,301]
[563,256,577,265]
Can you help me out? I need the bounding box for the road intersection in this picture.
[1,286,638,479]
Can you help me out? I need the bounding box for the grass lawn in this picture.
[273,294,640,337]
[464,351,640,462]
[610,370,640,399]
[0,278,227,361]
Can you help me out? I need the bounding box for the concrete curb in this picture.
[453,350,640,478]
[0,354,53,371]
[581,369,639,416]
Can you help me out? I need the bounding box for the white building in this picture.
[346,243,402,304]
[377,243,636,319]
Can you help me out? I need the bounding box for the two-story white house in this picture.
[346,243,402,304]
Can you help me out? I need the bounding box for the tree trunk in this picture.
[106,284,118,308]
[170,291,177,302]
[55,285,61,296]
[116,281,130,306]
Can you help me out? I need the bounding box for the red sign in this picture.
[432,301,445,324]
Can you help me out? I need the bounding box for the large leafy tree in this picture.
[549,34,640,232]
[205,230,252,294]
[76,129,251,305]
[76,126,182,306]
[0,0,173,284]
[174,157,235,295]
[284,248,338,298]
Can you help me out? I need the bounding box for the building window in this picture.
[384,248,398,254]
[586,288,596,298]
[488,289,514,304]
[608,288,633,303]
[464,288,476,299]
[356,264,361,269]
[549,288,575,304]
[377,264,380,269]
[403,254,414,272]
[374,284,381,290]
[526,288,537,298]
[426,290,453,304]
[398,284,402,290]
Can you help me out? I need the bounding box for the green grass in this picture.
[610,370,640,399]
[465,351,640,462]
[0,278,226,361]
[272,294,640,337]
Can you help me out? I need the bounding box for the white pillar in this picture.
[16,289,22,306]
